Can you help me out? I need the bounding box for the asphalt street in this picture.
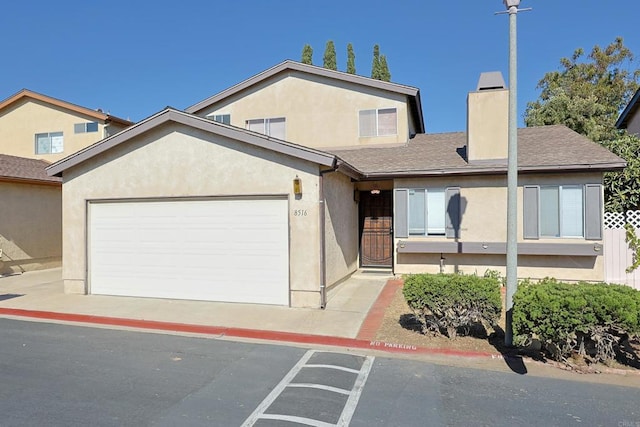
[0,318,639,426]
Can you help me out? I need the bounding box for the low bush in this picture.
[403,273,501,339]
[512,278,640,363]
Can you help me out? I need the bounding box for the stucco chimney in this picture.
[467,72,509,163]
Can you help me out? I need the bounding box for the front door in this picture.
[359,190,393,267]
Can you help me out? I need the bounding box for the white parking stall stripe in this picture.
[287,383,352,395]
[240,349,315,427]
[257,413,336,427]
[338,355,375,426]
[241,350,375,427]
[303,364,361,374]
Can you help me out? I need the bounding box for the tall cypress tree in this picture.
[371,44,381,79]
[323,40,337,70]
[301,44,313,65]
[346,43,356,74]
[379,55,391,82]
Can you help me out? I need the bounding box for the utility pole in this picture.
[496,0,531,346]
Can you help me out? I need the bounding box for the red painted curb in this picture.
[0,306,499,359]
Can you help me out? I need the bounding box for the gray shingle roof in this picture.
[330,125,625,177]
[0,154,61,184]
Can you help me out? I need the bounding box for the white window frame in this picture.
[539,185,584,238]
[358,107,398,137]
[35,132,64,154]
[74,122,99,134]
[408,188,446,236]
[245,117,286,139]
[207,114,231,125]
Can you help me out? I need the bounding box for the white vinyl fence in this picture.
[603,211,640,289]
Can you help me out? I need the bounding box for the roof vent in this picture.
[476,72,506,91]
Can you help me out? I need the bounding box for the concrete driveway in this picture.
[0,268,391,339]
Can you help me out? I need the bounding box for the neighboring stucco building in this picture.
[0,154,62,274]
[0,89,132,163]
[616,87,640,136]
[0,89,132,275]
[47,62,625,308]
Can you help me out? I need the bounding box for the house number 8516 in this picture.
[293,209,308,216]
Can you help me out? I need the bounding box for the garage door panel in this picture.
[89,198,289,305]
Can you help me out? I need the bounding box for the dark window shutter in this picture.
[523,186,539,239]
[584,184,603,240]
[394,189,408,238]
[445,187,461,239]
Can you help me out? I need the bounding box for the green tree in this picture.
[301,44,313,65]
[603,134,640,212]
[379,54,391,82]
[524,37,640,211]
[371,44,381,79]
[346,43,356,74]
[323,40,337,70]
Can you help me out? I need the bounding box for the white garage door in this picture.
[88,198,289,305]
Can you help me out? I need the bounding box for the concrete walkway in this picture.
[0,268,391,339]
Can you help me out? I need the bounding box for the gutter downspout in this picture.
[319,165,339,309]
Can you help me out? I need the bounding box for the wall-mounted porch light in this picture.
[370,189,381,195]
[293,176,302,196]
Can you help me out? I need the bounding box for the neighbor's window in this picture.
[359,108,397,137]
[540,185,584,238]
[208,114,231,125]
[74,122,99,133]
[246,117,286,140]
[408,188,446,236]
[35,132,64,154]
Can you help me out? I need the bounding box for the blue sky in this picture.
[2,1,638,134]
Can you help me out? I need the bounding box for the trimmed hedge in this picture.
[403,273,501,338]
[512,278,640,362]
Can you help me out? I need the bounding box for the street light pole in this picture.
[497,0,530,346]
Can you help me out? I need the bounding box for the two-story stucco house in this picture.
[47,61,625,308]
[0,89,132,275]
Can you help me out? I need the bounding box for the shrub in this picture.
[403,273,501,338]
[512,278,640,363]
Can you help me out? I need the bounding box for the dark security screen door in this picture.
[359,190,393,267]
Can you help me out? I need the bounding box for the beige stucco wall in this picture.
[196,71,412,148]
[626,109,640,137]
[394,172,605,281]
[0,181,62,275]
[61,122,326,307]
[0,98,109,162]
[467,89,508,161]
[323,171,359,286]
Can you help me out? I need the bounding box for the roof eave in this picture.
[355,162,627,179]
[335,159,362,180]
[616,88,640,129]
[0,89,110,122]
[0,176,61,186]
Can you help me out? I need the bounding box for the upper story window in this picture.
[35,132,63,154]
[359,108,397,137]
[408,188,446,236]
[246,117,286,140]
[208,114,230,125]
[74,122,99,134]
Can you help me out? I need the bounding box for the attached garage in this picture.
[88,197,289,305]
[46,108,348,308]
